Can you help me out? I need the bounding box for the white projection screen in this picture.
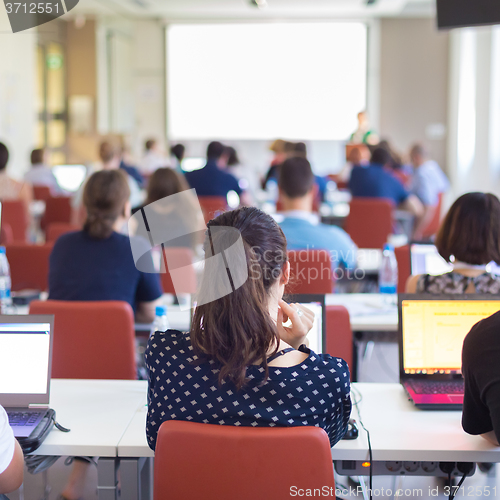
[167,22,367,141]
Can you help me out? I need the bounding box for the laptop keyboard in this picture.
[8,411,43,427]
[407,380,464,395]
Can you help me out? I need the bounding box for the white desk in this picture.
[326,293,398,332]
[34,379,147,500]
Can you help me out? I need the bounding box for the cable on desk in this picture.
[351,386,372,500]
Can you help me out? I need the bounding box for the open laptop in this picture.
[0,315,54,437]
[285,294,326,354]
[399,295,500,410]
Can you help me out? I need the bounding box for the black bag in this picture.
[17,409,56,454]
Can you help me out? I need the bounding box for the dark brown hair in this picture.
[99,141,118,164]
[190,207,288,389]
[0,143,9,171]
[31,148,45,165]
[278,156,315,199]
[146,168,189,205]
[83,170,130,240]
[436,192,500,265]
[145,139,157,151]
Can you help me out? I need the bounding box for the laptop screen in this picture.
[410,243,453,276]
[0,319,52,405]
[400,297,500,375]
[285,294,325,354]
[52,164,87,193]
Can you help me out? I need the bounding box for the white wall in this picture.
[0,10,37,179]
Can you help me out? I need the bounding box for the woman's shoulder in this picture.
[148,329,192,355]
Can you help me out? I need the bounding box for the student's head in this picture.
[436,192,500,265]
[278,157,315,210]
[146,168,189,205]
[83,170,131,240]
[294,142,307,158]
[170,143,185,162]
[225,146,239,167]
[0,143,9,171]
[370,147,392,167]
[410,143,426,167]
[191,207,289,389]
[206,141,225,161]
[99,141,120,168]
[31,148,46,166]
[145,139,157,152]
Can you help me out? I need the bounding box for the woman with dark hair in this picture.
[49,170,163,322]
[146,207,351,450]
[406,192,500,293]
[145,167,190,205]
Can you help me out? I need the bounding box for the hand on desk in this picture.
[277,300,314,350]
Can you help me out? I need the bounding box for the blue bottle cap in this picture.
[155,305,167,317]
[383,243,394,252]
[0,247,5,254]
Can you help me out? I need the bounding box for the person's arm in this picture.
[136,297,162,324]
[412,204,436,240]
[405,274,422,293]
[481,431,500,446]
[400,194,424,218]
[0,439,23,494]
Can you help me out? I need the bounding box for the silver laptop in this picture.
[0,315,54,437]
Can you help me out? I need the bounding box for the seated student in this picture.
[278,157,357,270]
[50,170,163,323]
[349,147,423,219]
[146,207,351,450]
[406,192,500,294]
[119,146,145,189]
[170,143,185,172]
[140,138,167,175]
[185,142,249,204]
[409,143,450,240]
[462,311,500,446]
[24,148,63,196]
[0,142,32,211]
[0,404,24,495]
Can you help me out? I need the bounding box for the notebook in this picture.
[399,295,500,410]
[285,294,326,354]
[0,315,54,437]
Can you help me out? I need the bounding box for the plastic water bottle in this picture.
[0,247,12,314]
[379,244,398,294]
[151,305,169,335]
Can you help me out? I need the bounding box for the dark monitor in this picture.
[437,0,500,29]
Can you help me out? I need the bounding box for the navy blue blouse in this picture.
[146,330,352,450]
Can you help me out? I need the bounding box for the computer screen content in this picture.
[0,323,51,394]
[401,300,500,374]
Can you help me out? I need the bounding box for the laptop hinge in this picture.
[28,404,49,409]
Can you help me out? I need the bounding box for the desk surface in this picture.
[36,379,147,457]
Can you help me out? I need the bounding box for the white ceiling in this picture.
[71,0,435,20]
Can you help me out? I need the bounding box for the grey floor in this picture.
[8,341,500,499]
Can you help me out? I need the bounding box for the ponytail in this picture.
[190,207,287,389]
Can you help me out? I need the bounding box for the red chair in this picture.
[29,300,136,380]
[42,196,72,229]
[0,223,14,245]
[421,192,444,240]
[395,245,411,294]
[325,305,353,378]
[33,186,52,201]
[1,200,28,242]
[345,197,394,249]
[159,247,197,295]
[46,222,80,243]
[154,421,335,500]
[5,243,53,291]
[198,196,228,223]
[285,250,334,294]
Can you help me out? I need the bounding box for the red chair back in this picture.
[395,245,411,294]
[345,197,394,249]
[325,305,353,377]
[198,196,228,223]
[159,247,197,295]
[5,243,53,291]
[1,200,28,242]
[421,192,444,239]
[154,421,335,500]
[42,196,72,229]
[29,300,136,380]
[285,250,334,294]
[33,186,51,201]
[46,223,80,243]
[0,223,14,245]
